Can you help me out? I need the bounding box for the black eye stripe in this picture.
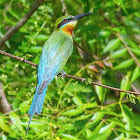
[57,18,73,28]
[63,19,67,22]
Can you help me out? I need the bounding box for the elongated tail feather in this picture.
[26,85,47,135]
[26,115,32,135]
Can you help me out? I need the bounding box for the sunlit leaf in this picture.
[73,96,83,105]
[9,112,24,132]
[120,72,132,100]
[0,116,11,133]
[75,114,92,121]
[79,102,97,109]
[62,108,83,117]
[114,133,125,140]
[114,59,134,70]
[60,134,78,140]
[88,122,116,140]
[131,66,140,82]
[85,129,92,138]
[130,48,140,56]
[89,112,104,127]
[95,85,104,103]
[120,104,134,138]
[110,48,127,59]
[103,39,120,53]
[91,121,104,135]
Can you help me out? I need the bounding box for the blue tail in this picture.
[26,85,47,135]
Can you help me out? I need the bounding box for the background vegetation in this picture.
[0,0,140,139]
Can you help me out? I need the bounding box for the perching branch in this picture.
[0,50,139,95]
[0,0,44,46]
[0,50,37,67]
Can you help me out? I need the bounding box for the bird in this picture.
[26,13,92,134]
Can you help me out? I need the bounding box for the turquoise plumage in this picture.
[26,13,92,134]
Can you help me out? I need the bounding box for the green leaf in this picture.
[85,129,92,138]
[79,102,97,109]
[95,85,104,103]
[34,35,49,41]
[64,83,92,96]
[114,59,134,70]
[21,122,44,127]
[100,110,119,117]
[103,38,120,53]
[88,122,116,140]
[120,104,134,138]
[1,134,7,140]
[99,122,116,133]
[110,49,127,59]
[107,117,124,128]
[60,134,79,140]
[75,114,92,121]
[19,100,29,113]
[0,116,11,133]
[62,102,97,117]
[57,116,71,123]
[30,46,42,53]
[9,8,20,20]
[62,108,83,117]
[130,48,140,56]
[120,72,132,100]
[113,0,128,14]
[89,112,104,127]
[131,66,140,82]
[98,30,111,38]
[38,132,48,139]
[9,112,24,132]
[91,121,104,135]
[72,96,83,106]
[114,133,125,140]
[60,124,75,131]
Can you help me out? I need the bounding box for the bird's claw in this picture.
[57,70,66,81]
[59,70,66,78]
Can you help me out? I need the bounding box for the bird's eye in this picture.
[63,19,68,22]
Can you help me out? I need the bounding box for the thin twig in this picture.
[0,0,44,46]
[0,50,139,95]
[60,0,68,16]
[0,50,37,67]
[116,33,140,67]
[64,74,139,95]
[100,11,140,67]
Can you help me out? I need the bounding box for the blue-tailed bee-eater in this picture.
[26,13,92,134]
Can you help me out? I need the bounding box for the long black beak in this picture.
[72,13,92,21]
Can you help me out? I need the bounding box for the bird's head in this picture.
[55,13,92,36]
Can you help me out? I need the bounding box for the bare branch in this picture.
[64,74,139,95]
[0,50,139,95]
[0,50,37,67]
[60,0,68,16]
[0,0,44,46]
[0,82,12,113]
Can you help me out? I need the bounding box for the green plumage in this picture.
[27,13,91,134]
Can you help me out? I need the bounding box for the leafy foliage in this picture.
[0,0,140,139]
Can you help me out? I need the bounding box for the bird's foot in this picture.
[59,70,66,78]
[57,70,66,82]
